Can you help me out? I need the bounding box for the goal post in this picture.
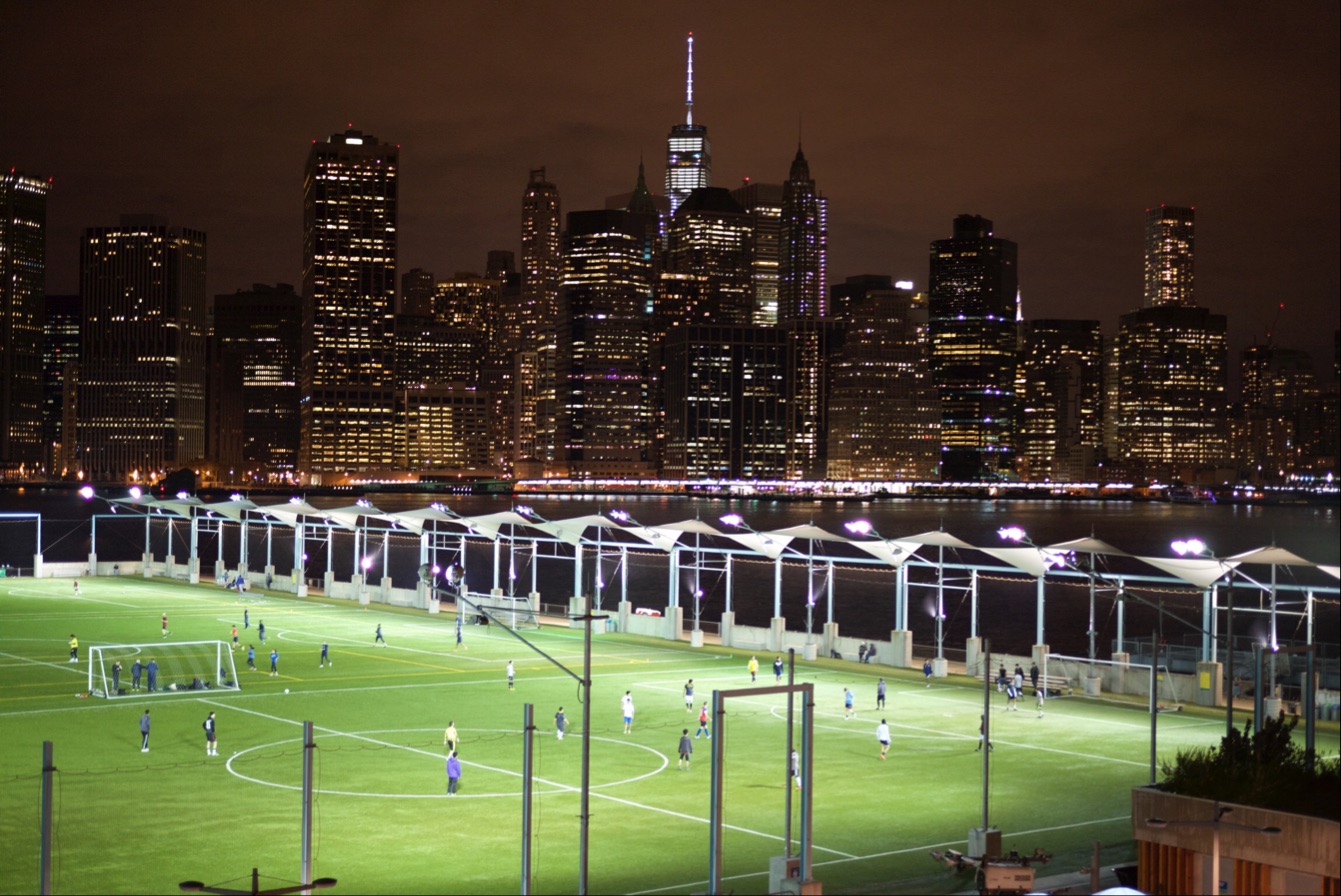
[465,592,542,631]
[1045,653,1183,707]
[88,641,240,698]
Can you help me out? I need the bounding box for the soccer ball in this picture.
[284,688,290,694]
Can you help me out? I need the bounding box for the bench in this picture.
[984,669,1073,697]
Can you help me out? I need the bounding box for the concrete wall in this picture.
[1133,786,1339,893]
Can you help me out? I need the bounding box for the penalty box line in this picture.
[203,698,856,860]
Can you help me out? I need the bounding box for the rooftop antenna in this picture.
[685,32,694,127]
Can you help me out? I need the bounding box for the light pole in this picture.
[1173,538,1236,739]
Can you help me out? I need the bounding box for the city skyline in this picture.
[1,3,1337,369]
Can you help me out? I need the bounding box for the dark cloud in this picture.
[3,1,1337,365]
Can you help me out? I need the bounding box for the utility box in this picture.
[968,826,1001,859]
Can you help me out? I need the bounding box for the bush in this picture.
[1160,713,1340,820]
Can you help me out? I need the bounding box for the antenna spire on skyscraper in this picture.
[686,32,694,127]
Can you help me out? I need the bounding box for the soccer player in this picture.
[1005,681,1019,711]
[320,642,330,668]
[684,679,694,712]
[112,660,122,693]
[258,620,266,643]
[375,624,386,646]
[678,729,693,770]
[73,580,81,596]
[506,660,515,690]
[844,687,855,719]
[161,613,169,639]
[231,626,239,650]
[621,690,635,733]
[446,751,462,795]
[876,678,887,710]
[246,645,256,671]
[203,711,218,757]
[1036,686,1046,718]
[923,659,933,687]
[444,721,460,753]
[244,608,249,629]
[1030,662,1040,692]
[131,658,143,690]
[146,658,158,692]
[454,615,465,651]
[269,648,279,676]
[68,634,78,663]
[876,719,891,760]
[748,656,759,681]
[139,709,151,752]
[976,714,994,752]
[695,702,711,739]
[555,707,566,740]
[791,748,801,789]
[773,656,784,682]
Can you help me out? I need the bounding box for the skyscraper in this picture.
[42,293,80,478]
[79,215,207,482]
[731,179,783,326]
[826,278,940,480]
[300,128,399,480]
[212,284,302,482]
[555,209,656,478]
[1,171,51,473]
[927,215,1019,480]
[778,146,828,324]
[1144,205,1195,308]
[1015,319,1103,481]
[519,168,561,470]
[665,33,711,217]
[1114,305,1227,479]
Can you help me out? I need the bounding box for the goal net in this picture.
[88,641,241,698]
[1045,653,1187,708]
[466,592,542,631]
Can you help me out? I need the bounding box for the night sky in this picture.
[4,2,1338,373]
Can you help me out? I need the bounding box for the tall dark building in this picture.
[927,214,1019,480]
[1114,305,1227,479]
[1016,319,1103,481]
[212,284,302,482]
[300,128,399,480]
[42,294,80,478]
[660,187,753,334]
[519,168,561,469]
[79,215,207,482]
[400,267,435,316]
[777,146,827,324]
[660,325,791,479]
[1,171,51,474]
[1144,205,1195,308]
[731,179,783,326]
[555,209,656,478]
[1237,344,1319,482]
[826,278,940,480]
[664,33,711,217]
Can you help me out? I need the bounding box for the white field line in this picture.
[205,698,856,859]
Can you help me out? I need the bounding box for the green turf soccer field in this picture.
[2,576,1335,895]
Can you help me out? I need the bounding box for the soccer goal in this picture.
[468,593,542,630]
[88,641,241,698]
[1045,653,1187,708]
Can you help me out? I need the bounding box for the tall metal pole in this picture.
[709,689,726,894]
[301,721,314,894]
[1225,572,1235,739]
[579,596,592,895]
[981,640,990,834]
[799,687,814,884]
[40,741,53,896]
[521,703,534,895]
[1149,633,1158,785]
[785,648,795,855]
